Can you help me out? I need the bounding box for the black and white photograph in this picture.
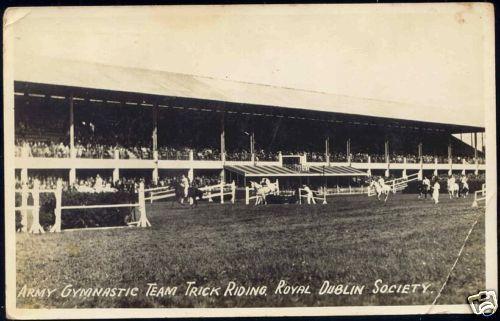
[3,3,497,318]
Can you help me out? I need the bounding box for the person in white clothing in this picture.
[432,180,440,204]
[420,176,431,199]
[303,185,316,204]
[181,174,189,198]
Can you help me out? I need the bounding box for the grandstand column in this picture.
[220,111,226,163]
[219,169,225,184]
[188,168,194,182]
[418,142,423,163]
[20,168,28,184]
[433,157,438,176]
[474,158,479,175]
[418,157,423,180]
[346,139,351,165]
[69,93,75,159]
[448,159,452,176]
[69,168,76,185]
[325,137,330,166]
[384,140,390,177]
[278,151,283,166]
[462,159,466,175]
[474,132,478,159]
[113,168,120,183]
[152,104,158,153]
[152,168,159,185]
[367,156,372,176]
[402,158,407,178]
[189,149,194,161]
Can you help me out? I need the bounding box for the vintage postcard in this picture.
[3,3,497,319]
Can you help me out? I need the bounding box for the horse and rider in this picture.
[447,174,469,198]
[369,176,391,203]
[169,175,205,208]
[249,178,279,205]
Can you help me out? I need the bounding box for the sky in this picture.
[6,4,493,127]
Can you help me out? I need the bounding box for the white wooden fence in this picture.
[472,183,486,208]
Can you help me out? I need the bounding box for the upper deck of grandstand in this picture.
[12,57,486,185]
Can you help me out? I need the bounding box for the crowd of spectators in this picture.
[15,140,70,158]
[15,172,223,195]
[14,140,486,164]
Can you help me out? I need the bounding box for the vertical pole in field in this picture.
[298,189,302,205]
[322,189,327,204]
[231,181,236,204]
[29,179,44,234]
[220,181,224,204]
[137,182,151,228]
[208,187,213,202]
[20,182,28,232]
[275,179,280,195]
[245,187,249,205]
[50,179,62,233]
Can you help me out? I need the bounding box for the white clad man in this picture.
[181,174,190,199]
[432,179,440,204]
[303,185,316,204]
[461,174,469,197]
[422,176,431,199]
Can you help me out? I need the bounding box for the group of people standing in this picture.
[418,174,469,204]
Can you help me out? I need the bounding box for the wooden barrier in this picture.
[51,182,149,232]
[298,187,327,204]
[472,184,486,208]
[368,173,419,197]
[14,179,55,234]
[199,181,236,204]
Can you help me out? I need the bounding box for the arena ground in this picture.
[16,194,484,308]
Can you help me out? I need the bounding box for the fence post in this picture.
[323,189,327,204]
[220,182,224,204]
[231,181,236,204]
[298,189,302,205]
[137,182,151,228]
[208,187,213,202]
[50,180,62,233]
[245,187,250,205]
[20,182,28,232]
[29,179,44,234]
[392,180,396,194]
[275,179,280,195]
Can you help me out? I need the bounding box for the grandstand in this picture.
[13,58,485,189]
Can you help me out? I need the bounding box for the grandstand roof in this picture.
[13,57,483,133]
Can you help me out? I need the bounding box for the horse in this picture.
[170,182,205,207]
[459,181,469,198]
[250,180,277,205]
[369,180,391,202]
[447,180,460,199]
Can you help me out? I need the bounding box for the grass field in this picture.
[16,194,485,308]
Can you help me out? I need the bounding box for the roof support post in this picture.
[69,93,75,159]
[474,132,478,160]
[220,110,226,162]
[152,103,158,158]
[384,139,389,163]
[325,137,330,165]
[418,142,423,162]
[346,138,351,164]
[250,132,255,161]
